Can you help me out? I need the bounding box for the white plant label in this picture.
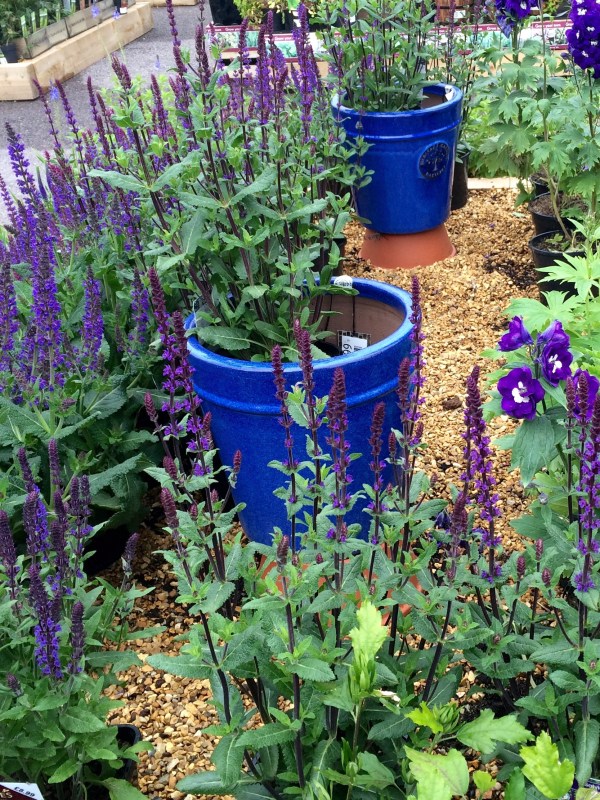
[0,784,45,800]
[339,331,370,355]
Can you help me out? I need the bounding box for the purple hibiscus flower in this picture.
[541,342,573,386]
[498,366,545,420]
[498,316,533,351]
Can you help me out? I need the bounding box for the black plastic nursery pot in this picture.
[529,230,584,299]
[1,42,19,63]
[529,192,576,236]
[207,0,242,25]
[451,145,471,211]
[530,172,549,198]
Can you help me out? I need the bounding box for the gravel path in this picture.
[101,188,539,800]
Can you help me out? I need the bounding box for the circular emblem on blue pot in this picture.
[419,142,450,180]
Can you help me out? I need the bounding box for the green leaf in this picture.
[177,771,229,794]
[237,723,297,750]
[457,710,532,754]
[368,713,414,741]
[520,731,575,799]
[349,602,388,663]
[575,719,600,786]
[406,702,443,735]
[290,658,335,682]
[103,779,148,800]
[473,771,496,793]
[181,209,209,255]
[236,786,275,800]
[211,733,244,787]
[511,416,555,485]
[230,167,276,205]
[530,642,579,666]
[61,708,106,734]
[405,748,469,800]
[88,169,145,194]
[505,768,526,800]
[48,758,79,784]
[355,752,396,788]
[308,739,341,788]
[147,653,212,679]
[87,455,144,494]
[195,325,252,352]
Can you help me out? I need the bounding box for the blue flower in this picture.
[498,316,533,351]
[541,343,573,386]
[497,366,545,420]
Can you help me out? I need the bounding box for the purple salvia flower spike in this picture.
[68,601,85,674]
[0,510,19,601]
[28,562,63,680]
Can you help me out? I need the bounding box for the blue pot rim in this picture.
[332,83,463,122]
[186,277,413,376]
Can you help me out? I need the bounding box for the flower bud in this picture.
[315,552,323,564]
[276,536,289,568]
[517,555,526,580]
[542,567,551,587]
[535,539,544,562]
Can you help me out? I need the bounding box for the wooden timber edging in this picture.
[0,2,153,102]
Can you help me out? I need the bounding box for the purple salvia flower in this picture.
[574,571,596,593]
[81,266,103,373]
[122,532,139,578]
[48,439,62,494]
[111,54,133,92]
[6,673,22,696]
[128,267,150,356]
[28,562,63,680]
[498,316,533,351]
[0,510,19,601]
[0,244,18,375]
[517,554,526,580]
[0,174,20,231]
[5,123,41,208]
[69,476,93,578]
[18,448,36,493]
[166,0,181,46]
[23,490,51,561]
[55,81,87,177]
[574,370,600,423]
[327,368,352,512]
[68,601,85,674]
[446,492,467,581]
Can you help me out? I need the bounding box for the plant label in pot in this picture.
[0,785,45,800]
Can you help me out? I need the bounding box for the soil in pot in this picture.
[529,229,586,300]
[529,172,549,198]
[529,192,585,236]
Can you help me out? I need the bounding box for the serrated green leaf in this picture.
[406,702,443,735]
[505,768,526,800]
[237,723,296,750]
[177,771,229,794]
[290,658,335,682]
[103,779,148,800]
[405,748,469,800]
[457,710,532,754]
[147,653,212,679]
[575,719,600,786]
[520,731,575,799]
[473,771,496,793]
[211,733,244,787]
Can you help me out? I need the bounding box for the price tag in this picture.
[332,275,353,289]
[0,785,45,800]
[338,331,370,355]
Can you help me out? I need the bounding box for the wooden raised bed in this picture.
[0,2,153,102]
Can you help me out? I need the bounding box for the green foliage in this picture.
[520,732,576,799]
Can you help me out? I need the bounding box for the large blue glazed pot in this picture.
[186,278,413,545]
[333,84,463,235]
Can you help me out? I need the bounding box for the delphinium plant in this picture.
[139,273,573,799]
[460,309,600,787]
[317,0,441,112]
[87,1,354,362]
[0,443,155,800]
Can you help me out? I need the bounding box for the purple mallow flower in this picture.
[541,342,573,386]
[567,0,600,78]
[498,366,545,420]
[498,316,533,351]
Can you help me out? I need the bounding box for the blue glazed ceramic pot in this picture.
[333,84,463,235]
[186,278,413,545]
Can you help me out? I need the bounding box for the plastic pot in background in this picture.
[186,278,413,545]
[530,172,549,198]
[529,229,584,300]
[1,42,19,62]
[529,192,576,236]
[451,144,471,211]
[207,0,242,25]
[333,84,463,235]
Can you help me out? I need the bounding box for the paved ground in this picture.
[0,4,205,200]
